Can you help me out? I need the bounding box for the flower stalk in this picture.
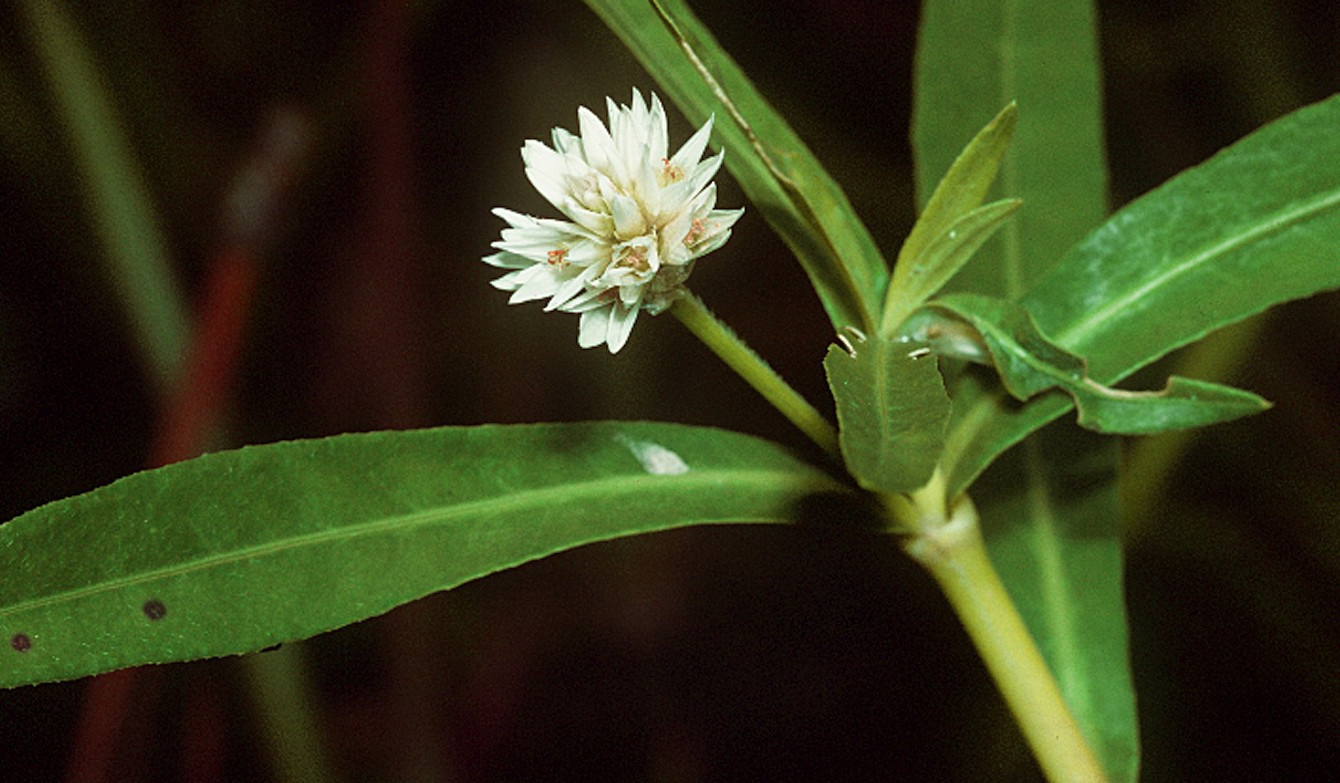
[671,292,839,457]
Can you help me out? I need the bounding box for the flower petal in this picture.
[670,114,714,171]
[610,193,646,239]
[578,306,612,348]
[482,251,531,269]
[606,301,641,353]
[578,106,617,177]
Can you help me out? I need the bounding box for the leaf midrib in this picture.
[1,467,830,617]
[1052,185,1340,351]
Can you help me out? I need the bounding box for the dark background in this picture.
[1,0,1337,780]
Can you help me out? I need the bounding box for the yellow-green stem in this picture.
[903,495,1108,783]
[671,292,839,457]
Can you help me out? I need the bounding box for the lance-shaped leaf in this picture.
[583,0,886,332]
[0,422,844,689]
[908,294,1270,435]
[824,333,951,494]
[881,198,1022,335]
[943,93,1340,494]
[882,103,1018,334]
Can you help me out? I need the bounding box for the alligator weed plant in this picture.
[4,1,1339,781]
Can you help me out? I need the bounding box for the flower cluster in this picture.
[485,89,743,352]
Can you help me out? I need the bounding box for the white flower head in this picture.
[485,89,743,353]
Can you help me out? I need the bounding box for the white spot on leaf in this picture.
[616,434,690,475]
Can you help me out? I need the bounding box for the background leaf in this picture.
[584,0,887,331]
[0,422,842,689]
[913,0,1139,779]
[824,336,950,495]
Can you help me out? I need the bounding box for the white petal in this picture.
[543,272,589,312]
[610,193,646,239]
[560,289,604,313]
[670,114,714,171]
[491,264,543,291]
[564,200,614,235]
[689,228,733,259]
[578,307,613,348]
[647,93,669,162]
[578,106,617,174]
[520,141,571,209]
[508,266,562,303]
[707,206,744,232]
[482,251,531,269]
[492,207,540,229]
[606,302,641,353]
[685,150,724,199]
[551,126,581,155]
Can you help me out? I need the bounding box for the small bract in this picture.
[485,89,743,353]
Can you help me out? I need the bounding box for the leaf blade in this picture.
[0,422,843,688]
[946,93,1340,491]
[584,0,887,330]
[824,336,951,495]
[916,294,1271,434]
[882,198,1022,335]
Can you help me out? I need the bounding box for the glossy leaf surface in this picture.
[918,294,1270,434]
[945,93,1340,493]
[882,198,1021,336]
[824,335,950,494]
[584,0,886,331]
[883,103,1018,333]
[0,422,843,688]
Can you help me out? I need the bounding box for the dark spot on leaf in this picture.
[142,599,167,621]
[11,633,31,653]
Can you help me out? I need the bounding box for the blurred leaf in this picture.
[882,103,1018,333]
[945,93,1340,493]
[914,1,1137,780]
[824,335,950,495]
[584,0,887,331]
[17,0,188,393]
[0,422,843,689]
[916,294,1269,434]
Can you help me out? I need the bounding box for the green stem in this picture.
[903,494,1108,783]
[241,646,340,783]
[671,292,839,456]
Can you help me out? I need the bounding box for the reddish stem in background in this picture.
[63,109,309,783]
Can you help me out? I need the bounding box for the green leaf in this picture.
[944,93,1340,493]
[882,103,1018,333]
[880,198,1022,336]
[912,294,1270,434]
[967,429,1138,782]
[17,0,188,394]
[824,334,951,495]
[914,1,1137,780]
[914,3,1108,298]
[584,0,886,331]
[0,422,843,689]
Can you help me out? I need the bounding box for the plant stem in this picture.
[903,495,1108,783]
[671,292,839,456]
[242,646,339,783]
